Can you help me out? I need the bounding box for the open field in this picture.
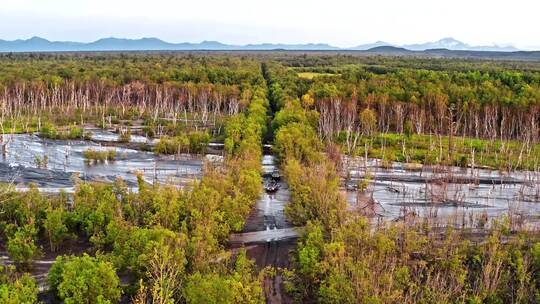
[296,71,340,79]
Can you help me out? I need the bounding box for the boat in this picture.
[345,182,358,191]
[264,180,280,192]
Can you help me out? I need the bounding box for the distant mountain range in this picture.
[0,36,530,53]
[403,37,519,52]
[0,37,342,52]
[349,38,520,52]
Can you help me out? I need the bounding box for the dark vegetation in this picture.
[2,52,540,303]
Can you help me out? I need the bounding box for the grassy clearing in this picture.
[297,72,340,79]
[339,132,540,171]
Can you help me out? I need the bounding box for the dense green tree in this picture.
[283,159,346,230]
[72,183,122,247]
[183,250,264,304]
[6,224,39,268]
[274,123,321,163]
[0,266,38,304]
[359,108,377,136]
[43,206,71,252]
[48,254,121,304]
[112,227,186,279]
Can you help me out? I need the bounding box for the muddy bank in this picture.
[230,239,296,304]
[359,173,526,185]
[0,237,92,292]
[0,162,74,188]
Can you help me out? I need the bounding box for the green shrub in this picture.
[40,124,90,140]
[6,224,40,268]
[48,254,121,304]
[40,123,58,139]
[0,267,38,304]
[154,132,209,155]
[118,128,131,143]
[188,131,210,153]
[44,207,71,252]
[33,155,48,169]
[83,149,116,163]
[68,125,84,139]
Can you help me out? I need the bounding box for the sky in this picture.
[1,0,539,49]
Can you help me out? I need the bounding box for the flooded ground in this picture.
[229,154,296,304]
[0,131,213,301]
[242,155,292,233]
[343,157,540,226]
[0,133,205,191]
[89,129,154,144]
[10,132,539,302]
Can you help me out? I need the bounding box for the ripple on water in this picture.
[0,134,204,190]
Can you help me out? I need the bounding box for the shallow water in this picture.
[89,129,155,144]
[240,155,295,242]
[0,132,209,296]
[0,134,204,189]
[343,157,540,223]
[230,154,297,304]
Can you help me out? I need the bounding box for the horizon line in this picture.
[1,35,538,51]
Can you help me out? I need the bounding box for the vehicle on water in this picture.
[264,179,280,193]
[346,182,358,191]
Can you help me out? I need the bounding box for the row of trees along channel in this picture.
[265,62,540,303]
[0,83,270,303]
